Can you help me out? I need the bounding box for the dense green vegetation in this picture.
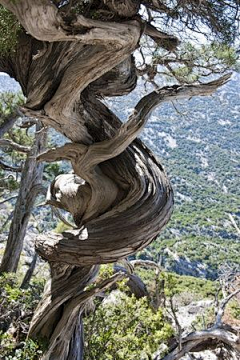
[0,266,222,359]
[84,293,173,360]
[0,273,45,359]
[0,265,238,359]
[0,6,20,54]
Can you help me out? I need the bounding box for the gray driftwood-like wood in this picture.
[0,1,232,358]
[0,124,47,273]
[157,288,240,360]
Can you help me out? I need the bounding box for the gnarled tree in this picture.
[0,0,239,359]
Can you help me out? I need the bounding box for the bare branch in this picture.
[0,194,18,206]
[85,73,231,168]
[158,328,240,360]
[0,211,14,231]
[37,73,230,177]
[19,119,39,129]
[52,207,77,229]
[130,259,161,271]
[214,288,240,328]
[37,143,86,163]
[20,253,38,289]
[157,286,240,360]
[144,23,180,51]
[0,160,22,172]
[0,138,31,153]
[169,297,183,352]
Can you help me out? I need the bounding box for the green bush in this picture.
[0,273,45,359]
[230,300,240,320]
[84,292,173,360]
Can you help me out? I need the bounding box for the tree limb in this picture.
[38,73,230,169]
[214,288,240,328]
[158,328,240,360]
[144,22,180,51]
[130,259,161,271]
[0,0,140,46]
[52,207,77,229]
[157,287,240,360]
[0,138,31,153]
[0,194,18,206]
[84,73,231,168]
[0,160,22,172]
[0,115,18,138]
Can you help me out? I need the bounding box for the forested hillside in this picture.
[108,72,240,279]
[0,72,239,279]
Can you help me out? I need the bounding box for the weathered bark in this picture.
[35,76,229,266]
[158,327,240,360]
[114,264,148,299]
[29,265,127,360]
[0,124,47,273]
[0,2,233,358]
[68,313,85,360]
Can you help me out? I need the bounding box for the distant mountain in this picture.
[0,71,239,279]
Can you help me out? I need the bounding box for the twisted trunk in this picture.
[0,2,231,357]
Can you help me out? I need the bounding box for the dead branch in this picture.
[0,160,22,172]
[79,74,231,169]
[0,211,14,231]
[157,287,240,360]
[0,194,18,206]
[20,253,38,289]
[19,119,39,129]
[51,207,77,229]
[157,328,240,360]
[169,297,183,351]
[130,259,161,271]
[0,139,31,153]
[144,22,180,51]
[214,288,240,328]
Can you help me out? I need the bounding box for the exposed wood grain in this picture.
[0,1,232,358]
